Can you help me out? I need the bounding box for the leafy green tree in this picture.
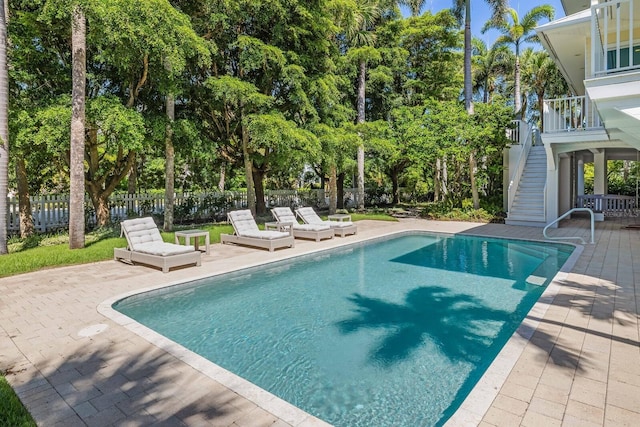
[471,37,512,103]
[520,48,568,129]
[482,5,554,115]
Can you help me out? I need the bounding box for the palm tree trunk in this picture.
[242,130,256,215]
[16,158,33,237]
[163,91,175,232]
[69,5,86,249]
[356,59,366,211]
[337,172,345,209]
[470,151,479,209]
[514,52,521,115]
[0,0,7,253]
[328,165,337,214]
[463,0,474,114]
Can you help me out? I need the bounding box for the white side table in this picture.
[175,230,210,255]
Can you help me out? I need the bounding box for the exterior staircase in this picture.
[505,145,547,227]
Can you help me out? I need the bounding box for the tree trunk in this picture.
[127,154,137,193]
[252,166,266,215]
[0,0,7,253]
[218,164,226,191]
[69,5,86,249]
[16,158,33,238]
[391,168,400,204]
[514,45,521,116]
[241,124,256,215]
[87,189,110,228]
[328,165,337,214]
[537,89,545,132]
[163,91,175,232]
[434,159,441,202]
[337,172,345,209]
[356,59,366,211]
[463,0,474,115]
[470,151,479,209]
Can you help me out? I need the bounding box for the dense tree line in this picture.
[0,0,568,249]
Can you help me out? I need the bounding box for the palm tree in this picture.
[471,37,512,104]
[452,0,507,114]
[69,3,86,249]
[399,0,426,16]
[0,0,8,254]
[520,49,568,131]
[482,5,554,116]
[344,0,381,211]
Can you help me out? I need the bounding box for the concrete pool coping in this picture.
[1,218,639,426]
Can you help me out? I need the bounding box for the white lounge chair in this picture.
[271,207,334,242]
[221,209,295,251]
[295,207,357,237]
[114,217,201,273]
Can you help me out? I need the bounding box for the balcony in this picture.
[591,0,640,77]
[542,95,603,133]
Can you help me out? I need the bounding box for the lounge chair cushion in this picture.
[272,207,330,231]
[134,241,196,256]
[241,230,291,240]
[296,207,354,227]
[121,217,196,255]
[228,210,261,235]
[229,209,290,239]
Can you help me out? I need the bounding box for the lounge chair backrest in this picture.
[271,207,298,224]
[120,217,163,251]
[296,207,323,224]
[228,210,260,236]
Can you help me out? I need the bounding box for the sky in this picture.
[402,0,566,46]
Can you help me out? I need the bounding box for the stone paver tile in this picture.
[233,405,280,427]
[84,405,127,427]
[569,376,606,408]
[521,410,562,427]
[491,394,529,417]
[562,414,603,427]
[481,407,523,427]
[527,396,566,420]
[604,404,640,427]
[565,399,604,424]
[532,383,569,406]
[498,381,535,403]
[606,380,640,412]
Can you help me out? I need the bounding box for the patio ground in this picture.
[1,217,638,426]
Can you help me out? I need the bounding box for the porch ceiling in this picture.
[536,9,591,95]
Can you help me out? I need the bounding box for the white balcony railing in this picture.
[592,0,640,76]
[542,95,603,133]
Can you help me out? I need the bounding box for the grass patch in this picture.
[0,374,36,427]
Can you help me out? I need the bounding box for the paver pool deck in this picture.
[1,218,639,426]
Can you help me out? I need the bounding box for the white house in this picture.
[506,0,640,227]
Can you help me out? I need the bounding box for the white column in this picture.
[593,150,607,195]
[577,157,585,196]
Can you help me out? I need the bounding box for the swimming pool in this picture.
[113,232,573,426]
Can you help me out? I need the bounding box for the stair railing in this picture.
[543,208,595,244]
[507,121,533,214]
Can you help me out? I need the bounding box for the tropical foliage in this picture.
[2,0,566,245]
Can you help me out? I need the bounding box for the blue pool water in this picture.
[114,233,573,426]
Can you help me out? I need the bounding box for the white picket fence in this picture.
[6,189,362,233]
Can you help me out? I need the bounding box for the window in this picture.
[607,45,640,69]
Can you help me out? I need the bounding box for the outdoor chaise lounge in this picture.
[271,207,334,242]
[221,209,295,251]
[114,217,201,273]
[295,207,357,237]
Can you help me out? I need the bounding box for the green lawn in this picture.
[0,375,36,427]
